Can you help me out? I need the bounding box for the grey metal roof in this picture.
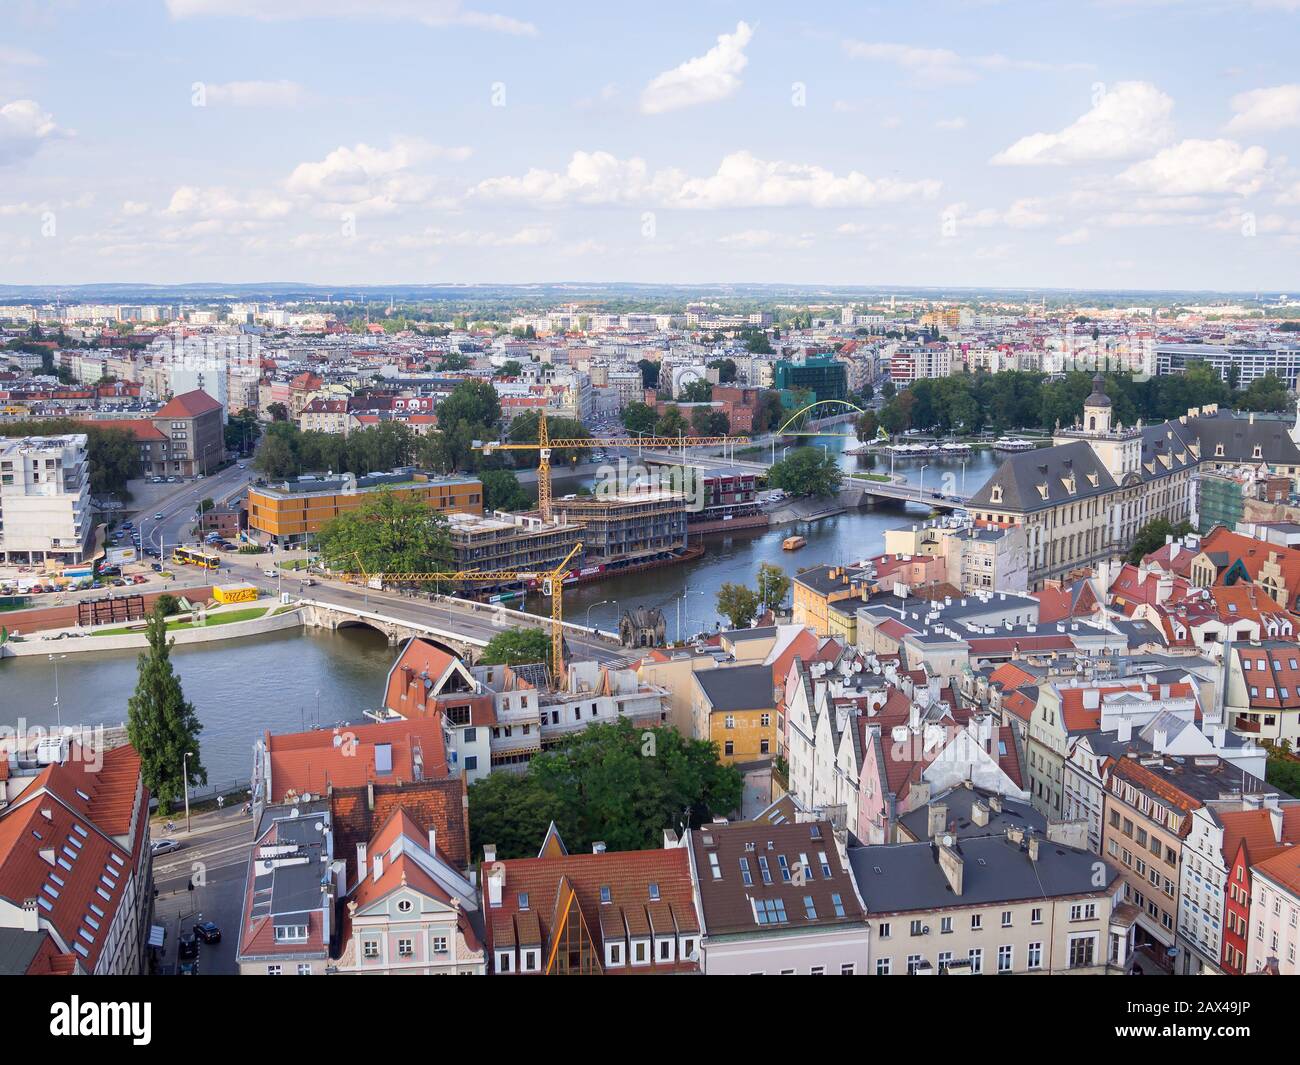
[0,927,48,975]
[896,786,1046,843]
[848,834,1120,914]
[967,440,1118,513]
[693,662,776,712]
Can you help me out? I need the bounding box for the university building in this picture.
[967,377,1300,589]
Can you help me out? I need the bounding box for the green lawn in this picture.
[278,559,311,571]
[91,606,270,636]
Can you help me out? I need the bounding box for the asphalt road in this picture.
[151,806,253,976]
[138,464,252,557]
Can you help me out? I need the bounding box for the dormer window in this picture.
[990,485,1003,504]
[607,940,625,967]
[1253,445,1263,459]
[1215,444,1225,457]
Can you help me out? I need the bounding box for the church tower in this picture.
[1083,373,1112,435]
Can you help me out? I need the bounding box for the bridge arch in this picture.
[776,398,868,436]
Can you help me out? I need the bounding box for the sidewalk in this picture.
[152,800,252,842]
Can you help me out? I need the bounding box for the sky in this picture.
[2,0,1300,291]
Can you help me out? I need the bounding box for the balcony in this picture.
[1234,715,1261,734]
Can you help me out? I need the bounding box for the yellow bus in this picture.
[172,547,220,570]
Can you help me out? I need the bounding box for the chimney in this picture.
[21,898,39,932]
[372,854,383,882]
[487,864,504,908]
[937,842,964,896]
[592,841,607,854]
[356,842,368,881]
[972,801,990,827]
[483,843,497,864]
[1270,805,1285,843]
[366,781,374,811]
[1028,836,1040,862]
[928,803,948,839]
[428,828,438,855]
[1117,717,1133,743]
[988,794,1003,814]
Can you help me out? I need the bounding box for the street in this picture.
[151,805,253,976]
[137,464,253,558]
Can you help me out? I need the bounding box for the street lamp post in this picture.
[585,599,612,629]
[677,588,706,643]
[919,463,929,500]
[48,654,67,728]
[183,751,194,833]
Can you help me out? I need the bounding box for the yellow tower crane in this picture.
[476,411,748,521]
[342,542,583,687]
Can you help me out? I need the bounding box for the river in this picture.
[0,432,1002,786]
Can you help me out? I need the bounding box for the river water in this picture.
[0,432,1001,784]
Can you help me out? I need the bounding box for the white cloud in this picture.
[0,99,69,165]
[204,80,310,108]
[165,0,537,36]
[640,21,752,115]
[992,81,1174,166]
[286,138,470,212]
[935,117,967,131]
[1226,84,1300,132]
[121,200,151,215]
[842,40,1087,86]
[164,185,293,220]
[1118,139,1270,196]
[471,149,941,209]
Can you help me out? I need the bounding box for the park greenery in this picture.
[0,418,140,497]
[253,419,417,480]
[467,719,744,859]
[766,447,844,498]
[859,365,1292,440]
[126,603,207,808]
[315,489,452,578]
[479,468,533,512]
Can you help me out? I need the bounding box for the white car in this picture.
[264,568,277,578]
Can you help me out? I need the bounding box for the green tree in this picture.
[508,410,590,465]
[654,407,688,438]
[316,489,453,578]
[479,628,552,671]
[620,401,657,435]
[1127,518,1195,563]
[253,432,298,479]
[480,468,532,512]
[267,402,289,422]
[637,358,660,390]
[716,582,761,628]
[756,562,791,610]
[468,719,744,859]
[707,358,738,383]
[767,448,843,498]
[679,379,713,403]
[126,604,206,809]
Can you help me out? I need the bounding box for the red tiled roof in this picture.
[265,719,449,803]
[80,418,167,442]
[155,389,222,418]
[483,846,699,974]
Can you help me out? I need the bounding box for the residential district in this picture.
[4,293,1300,978]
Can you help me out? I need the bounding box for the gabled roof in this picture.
[967,440,1117,514]
[154,389,222,419]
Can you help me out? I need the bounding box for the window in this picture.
[819,851,832,878]
[739,858,752,885]
[907,954,923,974]
[398,938,413,957]
[464,755,478,771]
[840,963,855,975]
[876,957,891,975]
[804,896,818,920]
[910,919,924,936]
[755,899,788,925]
[1030,907,1043,925]
[997,944,1013,973]
[970,913,982,931]
[937,951,952,973]
[1001,911,1013,928]
[758,856,772,884]
[267,965,281,976]
[878,921,891,939]
[522,949,539,972]
[1069,935,1095,968]
[608,942,624,966]
[600,885,613,903]
[940,916,953,934]
[968,948,983,974]
[518,892,530,911]
[298,964,312,976]
[648,882,660,901]
[274,924,307,942]
[830,892,846,918]
[725,714,735,729]
[1027,942,1042,970]
[363,940,379,959]
[433,936,448,953]
[397,899,412,913]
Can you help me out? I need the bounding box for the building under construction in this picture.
[446,510,585,593]
[549,487,688,566]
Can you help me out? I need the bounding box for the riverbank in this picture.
[0,602,303,657]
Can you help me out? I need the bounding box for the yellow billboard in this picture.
[214,584,259,604]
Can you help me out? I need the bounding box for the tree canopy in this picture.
[126,604,206,809]
[478,628,553,671]
[315,489,453,577]
[467,719,744,859]
[767,447,843,498]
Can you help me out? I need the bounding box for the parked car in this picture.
[193,921,222,944]
[178,958,199,975]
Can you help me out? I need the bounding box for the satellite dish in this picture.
[941,834,954,847]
